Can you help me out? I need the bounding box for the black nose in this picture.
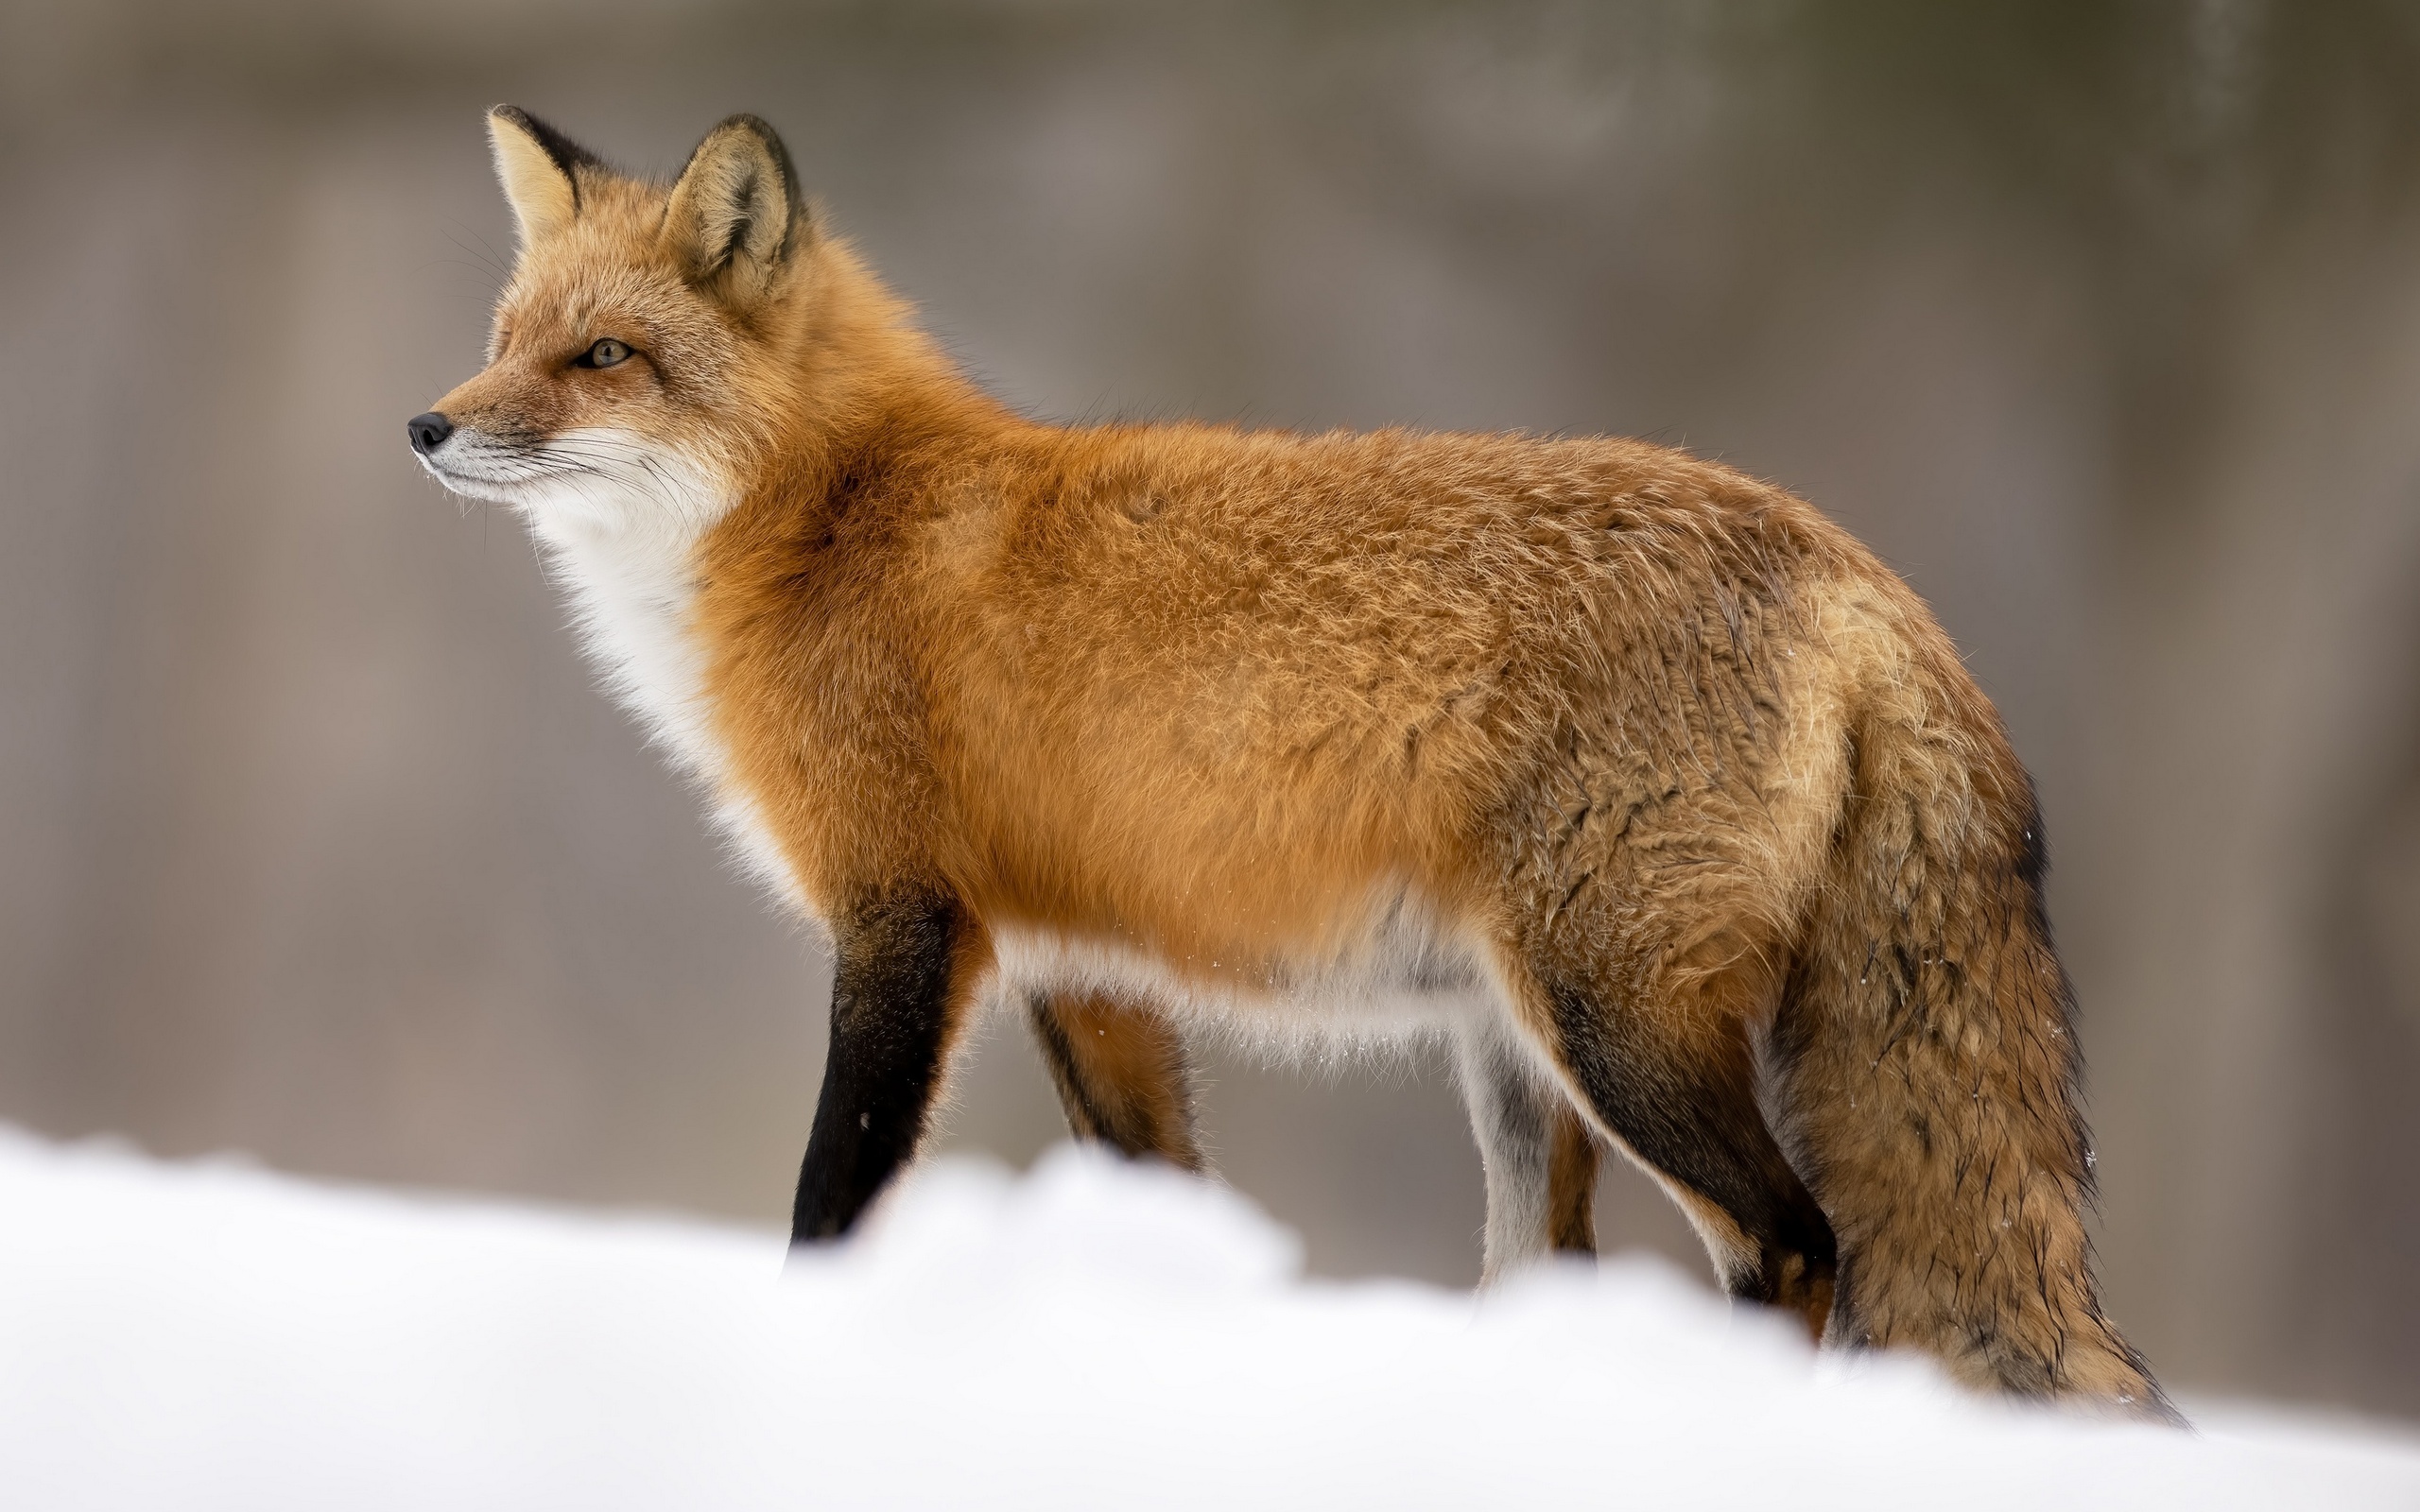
[406,411,455,455]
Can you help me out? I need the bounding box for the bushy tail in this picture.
[1771,645,2172,1418]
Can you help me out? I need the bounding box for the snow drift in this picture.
[2,1126,2413,1510]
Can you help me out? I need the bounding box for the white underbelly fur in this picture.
[987,891,1507,1053]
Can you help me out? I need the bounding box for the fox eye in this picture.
[573,337,633,369]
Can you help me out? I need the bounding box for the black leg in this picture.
[790,891,971,1246]
[1541,971,1837,1334]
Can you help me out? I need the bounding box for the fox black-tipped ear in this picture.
[488,105,603,245]
[663,113,804,300]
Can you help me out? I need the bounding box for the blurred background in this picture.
[3,0,2417,1418]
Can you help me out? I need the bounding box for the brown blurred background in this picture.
[3,0,2417,1417]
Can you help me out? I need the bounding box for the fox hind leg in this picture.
[1453,1023,1564,1281]
[1513,949,1837,1340]
[1028,991,1204,1171]
[1547,1104,1599,1256]
[1455,1022,1607,1279]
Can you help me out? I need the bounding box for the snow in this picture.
[3,1127,2414,1510]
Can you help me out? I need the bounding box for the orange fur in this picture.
[1028,993,1201,1170]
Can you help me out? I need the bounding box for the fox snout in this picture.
[406,411,454,455]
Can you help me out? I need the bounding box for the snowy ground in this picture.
[4,1127,2415,1510]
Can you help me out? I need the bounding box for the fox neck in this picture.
[748,238,1011,531]
[524,241,995,860]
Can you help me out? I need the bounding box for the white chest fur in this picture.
[532,515,720,773]
[513,431,804,907]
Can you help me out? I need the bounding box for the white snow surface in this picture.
[4,1126,2415,1510]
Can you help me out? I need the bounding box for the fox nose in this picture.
[406,411,455,455]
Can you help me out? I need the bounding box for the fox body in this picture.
[413,108,2167,1415]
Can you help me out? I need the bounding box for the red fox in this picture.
[412,107,2169,1416]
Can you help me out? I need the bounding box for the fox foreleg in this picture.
[789,891,982,1246]
[1027,992,1204,1170]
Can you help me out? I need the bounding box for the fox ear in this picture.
[663,113,803,301]
[487,105,601,245]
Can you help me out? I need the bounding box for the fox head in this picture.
[409,107,837,542]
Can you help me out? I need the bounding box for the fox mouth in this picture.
[410,421,731,534]
[414,450,528,504]
[412,427,589,506]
